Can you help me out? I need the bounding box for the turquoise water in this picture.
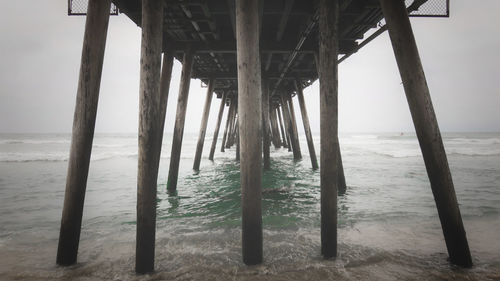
[0,133,499,280]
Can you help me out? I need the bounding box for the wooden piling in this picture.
[337,145,347,195]
[235,119,240,161]
[231,110,239,147]
[136,51,174,273]
[209,92,227,160]
[286,93,302,159]
[56,0,111,266]
[193,79,215,170]
[277,105,288,148]
[167,47,194,192]
[236,0,263,265]
[262,79,271,170]
[135,0,164,274]
[221,98,235,152]
[281,94,300,159]
[226,104,237,148]
[314,52,347,194]
[269,106,277,148]
[295,81,318,170]
[318,0,339,259]
[270,106,281,148]
[379,0,472,267]
[158,53,174,149]
[281,99,294,152]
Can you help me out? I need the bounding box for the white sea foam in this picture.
[349,134,379,140]
[0,139,71,145]
[0,151,138,162]
[0,152,69,162]
[2,133,500,161]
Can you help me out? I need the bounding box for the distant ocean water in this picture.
[0,132,499,280]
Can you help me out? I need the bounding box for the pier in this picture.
[58,0,472,273]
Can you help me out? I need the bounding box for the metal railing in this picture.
[68,0,118,16]
[407,0,450,17]
[68,0,448,18]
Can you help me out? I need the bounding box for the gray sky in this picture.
[0,0,499,134]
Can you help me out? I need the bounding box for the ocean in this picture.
[0,132,499,280]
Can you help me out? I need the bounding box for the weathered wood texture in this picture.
[236,0,263,265]
[277,106,288,148]
[281,94,300,158]
[262,79,271,170]
[336,143,347,195]
[274,107,281,147]
[379,0,472,267]
[318,0,339,259]
[221,98,235,152]
[295,81,318,170]
[314,52,347,193]
[158,53,174,149]
[167,47,194,192]
[270,106,281,148]
[209,93,227,160]
[287,93,302,159]
[193,79,215,170]
[235,119,240,161]
[226,104,238,148]
[136,0,164,274]
[57,0,111,266]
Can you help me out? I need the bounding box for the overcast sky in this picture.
[0,0,499,134]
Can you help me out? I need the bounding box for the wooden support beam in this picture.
[135,0,164,274]
[225,0,236,37]
[281,94,300,159]
[265,53,273,72]
[286,93,302,160]
[193,78,215,170]
[167,47,194,193]
[314,53,347,194]
[193,72,319,80]
[285,101,294,152]
[276,0,295,41]
[262,79,271,170]
[57,0,111,267]
[165,40,319,54]
[273,107,282,148]
[318,0,339,259]
[280,97,293,152]
[295,82,318,170]
[153,51,174,196]
[277,105,288,148]
[208,93,227,160]
[227,106,238,148]
[235,118,240,161]
[159,53,174,147]
[236,0,263,265]
[221,98,235,152]
[270,106,281,148]
[379,0,472,267]
[337,143,347,195]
